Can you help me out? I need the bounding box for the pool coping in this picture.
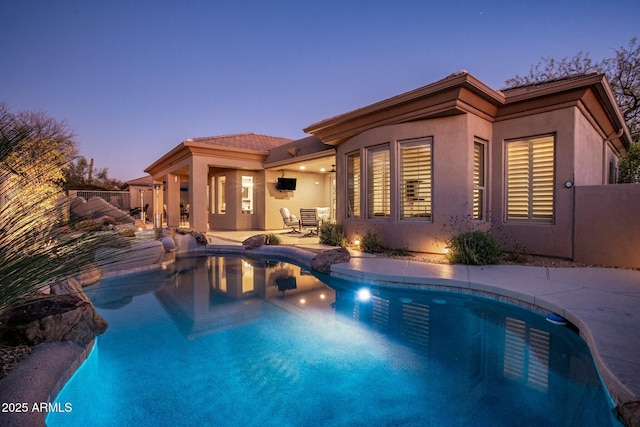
[2,244,638,426]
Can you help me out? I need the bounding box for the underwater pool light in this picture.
[357,288,371,302]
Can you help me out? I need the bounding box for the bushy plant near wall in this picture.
[388,247,414,257]
[360,230,386,253]
[446,230,502,265]
[319,223,347,247]
[265,233,281,245]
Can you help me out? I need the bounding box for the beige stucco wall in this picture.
[189,156,209,232]
[491,108,576,258]
[574,184,640,268]
[574,109,607,185]
[332,103,624,260]
[467,113,493,226]
[336,115,488,253]
[208,170,260,231]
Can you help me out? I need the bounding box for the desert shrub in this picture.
[503,241,528,263]
[360,231,385,253]
[74,219,103,232]
[265,233,281,245]
[446,230,501,265]
[194,232,209,245]
[319,223,347,247]
[102,216,117,226]
[388,247,414,257]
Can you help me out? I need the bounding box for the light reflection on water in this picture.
[49,255,619,426]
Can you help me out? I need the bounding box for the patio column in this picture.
[189,156,209,233]
[152,182,164,230]
[166,173,181,228]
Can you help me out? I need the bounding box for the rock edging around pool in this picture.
[0,341,94,427]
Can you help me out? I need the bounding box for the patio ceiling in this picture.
[265,155,335,174]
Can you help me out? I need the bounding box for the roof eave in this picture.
[184,140,270,156]
[304,72,504,145]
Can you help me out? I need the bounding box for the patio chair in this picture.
[299,208,321,236]
[279,207,300,233]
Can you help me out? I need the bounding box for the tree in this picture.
[0,104,113,314]
[618,141,640,183]
[64,156,124,190]
[505,38,640,141]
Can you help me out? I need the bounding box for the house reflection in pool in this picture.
[154,256,335,338]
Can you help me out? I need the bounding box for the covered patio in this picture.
[144,134,335,234]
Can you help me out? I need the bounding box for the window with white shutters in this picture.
[473,140,485,221]
[400,138,432,221]
[506,135,555,222]
[346,152,360,218]
[367,145,390,219]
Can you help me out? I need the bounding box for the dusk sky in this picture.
[2,0,638,181]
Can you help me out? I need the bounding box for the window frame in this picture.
[399,137,433,222]
[217,175,226,214]
[241,175,253,214]
[346,151,361,219]
[473,138,486,221]
[367,143,391,220]
[505,134,555,223]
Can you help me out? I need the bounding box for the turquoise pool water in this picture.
[48,255,618,426]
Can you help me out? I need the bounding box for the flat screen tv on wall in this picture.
[276,177,297,191]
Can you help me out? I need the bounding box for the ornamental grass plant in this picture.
[319,223,347,247]
[446,230,502,265]
[0,104,119,315]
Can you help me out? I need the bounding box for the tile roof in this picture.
[189,132,293,151]
[126,175,153,186]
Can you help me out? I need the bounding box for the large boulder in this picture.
[73,263,102,287]
[243,234,267,249]
[173,232,200,253]
[172,228,208,253]
[95,239,165,274]
[160,236,177,252]
[616,402,640,427]
[0,294,108,346]
[310,247,351,273]
[51,278,90,303]
[70,196,134,224]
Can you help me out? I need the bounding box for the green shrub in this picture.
[319,223,347,247]
[446,230,501,265]
[388,247,414,257]
[265,233,281,245]
[360,231,385,253]
[504,241,528,263]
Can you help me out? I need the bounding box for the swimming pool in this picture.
[48,255,619,426]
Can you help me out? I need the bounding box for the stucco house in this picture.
[146,71,638,267]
